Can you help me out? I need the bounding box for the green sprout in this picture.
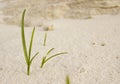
[40,48,67,68]
[21,9,39,75]
[43,32,47,46]
[66,75,70,84]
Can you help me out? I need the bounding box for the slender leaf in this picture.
[43,32,47,46]
[45,52,68,63]
[21,9,28,64]
[28,27,35,60]
[30,52,39,65]
[66,75,70,84]
[40,57,46,68]
[46,48,54,55]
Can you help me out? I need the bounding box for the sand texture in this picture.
[0,14,120,84]
[0,0,120,26]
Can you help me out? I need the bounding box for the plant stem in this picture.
[40,57,45,68]
[66,75,70,84]
[43,32,47,46]
[40,64,43,68]
[27,64,30,75]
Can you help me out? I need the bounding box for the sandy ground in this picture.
[0,14,120,84]
[1,0,120,26]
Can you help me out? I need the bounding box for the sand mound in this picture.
[1,0,120,26]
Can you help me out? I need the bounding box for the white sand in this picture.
[0,14,120,84]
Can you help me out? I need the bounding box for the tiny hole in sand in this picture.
[92,42,96,45]
[116,56,119,59]
[101,43,106,46]
[79,67,85,73]
[0,67,3,71]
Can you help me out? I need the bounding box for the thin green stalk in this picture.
[66,75,70,84]
[30,52,39,65]
[40,57,46,68]
[43,32,47,46]
[46,48,54,55]
[27,64,30,75]
[21,9,28,64]
[28,27,35,60]
[45,52,68,63]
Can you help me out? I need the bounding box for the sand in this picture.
[1,0,120,26]
[0,14,120,84]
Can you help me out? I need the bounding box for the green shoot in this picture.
[21,9,39,75]
[40,48,67,68]
[66,75,70,84]
[43,32,47,46]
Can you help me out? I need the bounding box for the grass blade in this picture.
[40,57,46,68]
[30,52,39,65]
[66,75,70,84]
[28,27,35,60]
[21,9,28,64]
[43,32,47,46]
[45,52,68,63]
[46,48,54,55]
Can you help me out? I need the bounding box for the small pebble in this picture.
[44,25,54,31]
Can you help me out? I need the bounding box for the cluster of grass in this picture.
[21,9,73,84]
[41,32,67,68]
[21,9,39,75]
[21,9,67,75]
[40,48,67,68]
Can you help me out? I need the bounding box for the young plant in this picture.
[21,9,39,75]
[43,32,47,46]
[40,48,67,68]
[66,75,70,84]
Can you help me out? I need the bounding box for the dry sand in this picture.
[1,0,120,26]
[0,14,120,84]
